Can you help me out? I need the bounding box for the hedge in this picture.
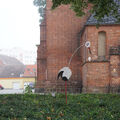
[0,94,120,120]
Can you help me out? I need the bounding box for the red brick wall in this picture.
[110,55,120,92]
[36,11,47,91]
[37,1,120,93]
[82,25,120,93]
[46,0,89,90]
[83,25,120,61]
[82,62,110,93]
[36,0,89,92]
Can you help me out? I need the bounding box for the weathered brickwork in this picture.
[35,9,47,92]
[81,26,120,61]
[82,62,110,93]
[81,26,120,93]
[36,0,120,93]
[110,55,120,92]
[36,0,89,92]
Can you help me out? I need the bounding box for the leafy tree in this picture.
[33,0,46,23]
[34,0,120,23]
[52,0,120,22]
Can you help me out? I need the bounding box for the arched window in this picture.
[98,31,106,59]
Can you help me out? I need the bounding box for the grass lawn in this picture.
[0,94,120,120]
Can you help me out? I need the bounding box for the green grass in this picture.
[0,94,120,120]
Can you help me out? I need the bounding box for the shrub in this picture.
[0,94,120,120]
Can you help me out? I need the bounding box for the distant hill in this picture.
[0,55,25,78]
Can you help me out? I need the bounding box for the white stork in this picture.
[57,67,72,81]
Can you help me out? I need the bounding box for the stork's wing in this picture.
[57,71,64,80]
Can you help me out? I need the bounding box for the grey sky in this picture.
[0,0,40,51]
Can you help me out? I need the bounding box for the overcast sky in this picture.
[0,0,40,51]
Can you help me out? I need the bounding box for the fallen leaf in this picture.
[47,116,51,120]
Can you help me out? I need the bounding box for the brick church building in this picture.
[36,0,120,93]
